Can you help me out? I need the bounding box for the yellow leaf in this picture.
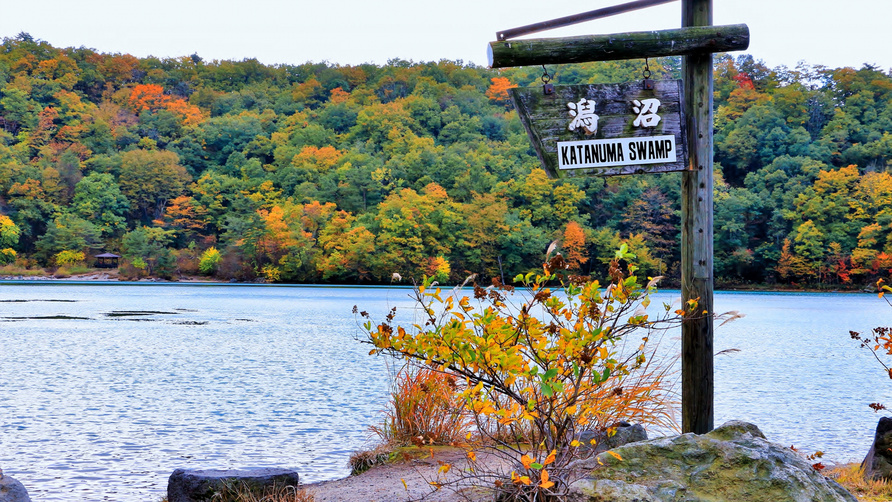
[511,470,532,485]
[570,440,581,447]
[520,454,534,469]
[401,478,408,490]
[606,450,623,461]
[439,463,451,474]
[539,469,555,489]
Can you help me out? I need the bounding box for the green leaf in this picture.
[541,382,553,397]
[531,462,543,470]
[543,368,558,380]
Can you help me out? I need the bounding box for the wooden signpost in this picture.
[489,0,747,434]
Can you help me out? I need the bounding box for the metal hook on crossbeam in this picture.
[541,65,555,95]
[642,58,654,90]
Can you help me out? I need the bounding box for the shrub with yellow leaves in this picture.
[359,246,695,501]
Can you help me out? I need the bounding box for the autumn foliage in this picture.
[127,84,204,126]
[486,76,517,108]
[850,279,892,414]
[0,34,891,288]
[360,248,693,500]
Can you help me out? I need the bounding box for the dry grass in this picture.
[370,365,472,447]
[348,443,395,475]
[156,482,313,502]
[0,263,48,276]
[826,463,892,501]
[579,347,680,434]
[210,481,315,502]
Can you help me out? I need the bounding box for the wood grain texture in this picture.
[681,0,715,436]
[489,24,748,68]
[509,80,687,179]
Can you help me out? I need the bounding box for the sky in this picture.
[1,0,889,72]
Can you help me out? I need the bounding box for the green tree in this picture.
[121,226,177,278]
[72,172,130,236]
[34,212,102,265]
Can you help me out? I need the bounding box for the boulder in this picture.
[568,420,856,502]
[578,421,648,454]
[0,472,31,502]
[167,468,300,502]
[861,416,892,480]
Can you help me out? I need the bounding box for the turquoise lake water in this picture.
[1,283,890,500]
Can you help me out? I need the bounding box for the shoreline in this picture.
[0,270,877,294]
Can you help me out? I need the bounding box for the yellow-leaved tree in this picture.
[359,247,696,500]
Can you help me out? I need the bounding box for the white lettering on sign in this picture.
[632,98,662,128]
[557,135,676,170]
[567,98,599,135]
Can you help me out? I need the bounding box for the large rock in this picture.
[861,416,892,480]
[0,472,31,502]
[568,420,856,502]
[167,468,300,502]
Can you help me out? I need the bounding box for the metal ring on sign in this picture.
[643,58,652,79]
[541,65,552,84]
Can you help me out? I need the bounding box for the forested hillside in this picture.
[0,33,890,287]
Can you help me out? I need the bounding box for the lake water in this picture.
[1,283,890,501]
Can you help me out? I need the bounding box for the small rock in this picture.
[0,473,32,502]
[862,416,892,480]
[168,468,300,502]
[577,421,648,454]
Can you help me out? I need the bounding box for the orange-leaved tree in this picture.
[486,76,517,109]
[850,279,892,414]
[359,246,694,500]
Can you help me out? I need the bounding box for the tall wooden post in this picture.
[491,0,739,435]
[681,0,714,434]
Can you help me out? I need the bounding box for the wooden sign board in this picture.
[510,80,687,178]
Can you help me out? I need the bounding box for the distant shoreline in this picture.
[0,270,877,294]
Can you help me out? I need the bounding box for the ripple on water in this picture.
[3,286,889,500]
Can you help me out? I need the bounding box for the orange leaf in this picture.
[520,454,534,469]
[539,469,555,489]
[511,471,532,485]
[467,451,477,462]
[543,449,556,466]
[606,450,623,461]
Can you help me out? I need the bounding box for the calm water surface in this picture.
[1,283,890,501]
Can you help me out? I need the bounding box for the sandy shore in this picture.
[305,448,506,502]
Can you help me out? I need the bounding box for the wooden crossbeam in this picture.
[488,24,748,68]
